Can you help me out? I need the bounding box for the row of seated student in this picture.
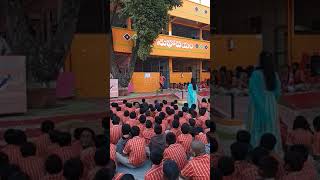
[0,119,113,180]
[109,98,212,179]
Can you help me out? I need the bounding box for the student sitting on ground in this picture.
[63,158,84,180]
[116,124,131,156]
[148,124,166,155]
[49,132,77,163]
[117,126,146,168]
[181,141,210,179]
[287,116,313,149]
[163,132,187,171]
[163,160,180,180]
[170,119,181,138]
[236,130,253,151]
[197,108,208,129]
[87,148,109,180]
[142,120,155,145]
[194,127,208,144]
[177,123,193,154]
[2,129,26,165]
[43,155,64,180]
[145,149,164,180]
[34,120,55,157]
[199,98,209,109]
[256,155,279,180]
[127,112,137,127]
[216,156,237,179]
[110,116,122,145]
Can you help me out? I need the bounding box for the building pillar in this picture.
[287,0,294,65]
[127,18,132,30]
[168,57,173,84]
[199,28,203,40]
[168,20,172,36]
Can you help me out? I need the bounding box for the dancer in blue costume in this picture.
[247,52,282,152]
[187,78,198,108]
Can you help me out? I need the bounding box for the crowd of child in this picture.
[0,120,109,180]
[109,98,211,179]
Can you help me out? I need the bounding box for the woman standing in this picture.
[247,52,282,151]
[187,78,198,108]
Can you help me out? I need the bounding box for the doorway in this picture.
[159,59,169,89]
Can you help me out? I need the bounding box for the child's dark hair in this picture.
[63,158,84,180]
[236,130,251,144]
[250,147,269,166]
[129,112,137,119]
[95,148,109,166]
[259,133,276,151]
[142,98,146,103]
[290,144,309,162]
[116,107,121,112]
[178,111,184,118]
[202,98,207,103]
[20,142,36,157]
[45,154,63,174]
[155,116,162,125]
[189,118,196,127]
[191,104,196,109]
[284,150,304,172]
[123,100,127,104]
[199,108,206,116]
[230,142,249,161]
[120,174,135,180]
[172,119,179,129]
[217,156,235,176]
[182,107,188,113]
[184,103,188,107]
[166,132,176,145]
[57,132,72,147]
[189,127,197,137]
[181,123,190,134]
[124,111,130,117]
[150,148,163,165]
[173,105,179,110]
[112,116,120,125]
[258,156,279,178]
[163,100,167,105]
[41,120,55,133]
[139,115,146,124]
[121,124,131,135]
[313,116,320,132]
[293,115,311,131]
[154,124,162,135]
[130,126,140,137]
[145,120,152,128]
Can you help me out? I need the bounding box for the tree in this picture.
[110,0,182,88]
[5,0,81,88]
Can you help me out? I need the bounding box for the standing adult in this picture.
[187,78,198,109]
[246,52,282,152]
[160,73,166,92]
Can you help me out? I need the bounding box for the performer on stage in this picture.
[187,78,198,108]
[246,52,282,152]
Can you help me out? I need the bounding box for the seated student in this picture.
[145,149,164,180]
[216,156,237,180]
[155,116,166,134]
[142,120,155,145]
[150,107,157,118]
[163,160,180,180]
[77,128,95,151]
[0,151,9,170]
[189,118,196,128]
[50,132,76,163]
[199,98,208,109]
[182,107,192,120]
[127,112,138,127]
[170,119,182,137]
[111,103,118,113]
[163,132,187,170]
[231,142,259,180]
[2,129,25,165]
[18,142,44,180]
[312,116,320,158]
[117,126,146,168]
[204,120,211,133]
[257,155,279,180]
[33,120,55,157]
[282,148,307,179]
[43,154,64,180]
[63,158,84,180]
[116,124,131,155]
[137,115,146,136]
[149,124,166,154]
[173,105,179,115]
[94,167,114,180]
[159,112,169,129]
[71,128,84,155]
[178,111,187,126]
[196,108,207,128]
[108,159,124,180]
[206,133,221,168]
[46,130,61,155]
[194,127,208,144]
[181,141,210,179]
[177,123,193,154]
[166,109,175,126]
[110,116,122,145]
[236,130,253,151]
[287,116,313,149]
[115,107,124,122]
[120,174,135,180]
[122,111,130,124]
[87,148,109,180]
[125,103,134,113]
[145,110,155,123]
[290,144,318,180]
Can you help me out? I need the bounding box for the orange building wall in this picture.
[65,34,108,98]
[170,72,193,83]
[212,35,262,69]
[132,72,160,93]
[200,72,210,82]
[292,35,320,63]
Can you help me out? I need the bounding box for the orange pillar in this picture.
[168,20,172,36]
[169,57,173,84]
[287,0,294,65]
[199,28,203,40]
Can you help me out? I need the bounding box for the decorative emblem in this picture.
[123,33,131,41]
[205,45,208,49]
[204,10,207,14]
[195,44,199,48]
[195,7,198,11]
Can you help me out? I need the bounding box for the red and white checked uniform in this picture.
[144,163,163,180]
[179,117,188,127]
[313,132,320,156]
[142,128,155,145]
[87,166,103,180]
[146,116,155,124]
[137,123,146,136]
[80,147,96,174]
[50,146,76,163]
[110,125,122,144]
[33,133,51,157]
[122,116,130,124]
[19,156,44,180]
[110,143,116,162]
[113,173,124,180]
[163,143,187,170]
[234,161,259,180]
[42,173,64,180]
[166,115,175,126]
[199,102,209,109]
[181,154,210,180]
[210,153,222,169]
[184,113,192,121]
[127,119,138,127]
[170,128,182,138]
[177,134,193,153]
[1,144,22,165]
[282,170,317,180]
[123,136,146,167]
[196,116,208,129]
[287,129,313,148]
[71,140,82,156]
[195,132,208,144]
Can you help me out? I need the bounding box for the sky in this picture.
[189,0,210,7]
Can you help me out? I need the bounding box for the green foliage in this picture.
[119,0,182,60]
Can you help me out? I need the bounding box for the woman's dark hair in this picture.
[191,78,197,91]
[258,51,276,91]
[293,115,311,132]
[313,116,320,132]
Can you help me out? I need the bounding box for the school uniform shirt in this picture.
[19,156,44,180]
[163,143,188,170]
[111,107,117,114]
[144,163,163,180]
[196,116,208,129]
[184,113,192,120]
[33,133,51,157]
[46,143,60,156]
[50,145,76,163]
[234,161,259,180]
[123,136,146,167]
[282,170,317,180]
[113,173,124,180]
[199,102,208,109]
[179,117,188,126]
[287,129,313,148]
[302,159,317,180]
[170,128,182,137]
[312,132,320,156]
[181,154,210,180]
[110,143,116,162]
[42,173,64,180]
[137,123,146,136]
[195,132,208,144]
[210,153,222,169]
[146,116,155,123]
[116,111,124,121]
[1,144,22,165]
[80,147,96,171]
[166,115,175,126]
[110,124,122,144]
[177,134,193,153]
[87,166,104,180]
[71,140,82,156]
[142,128,155,145]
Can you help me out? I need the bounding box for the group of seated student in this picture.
[109,98,212,179]
[212,115,320,180]
[0,119,110,180]
[280,62,320,93]
[211,66,254,95]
